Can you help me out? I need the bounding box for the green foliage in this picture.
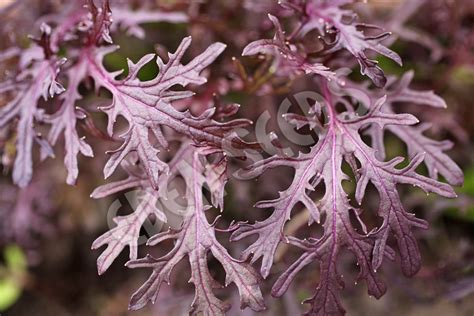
[0,245,27,311]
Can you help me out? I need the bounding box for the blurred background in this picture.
[0,0,473,315]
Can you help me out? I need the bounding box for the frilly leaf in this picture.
[126,151,265,314]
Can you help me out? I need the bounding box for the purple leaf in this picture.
[80,0,113,44]
[343,72,463,186]
[127,150,265,313]
[44,61,93,185]
[85,37,253,189]
[234,82,457,314]
[92,144,192,274]
[112,7,188,39]
[92,189,165,275]
[385,0,443,61]
[0,177,55,247]
[0,56,65,187]
[287,0,402,87]
[243,14,337,82]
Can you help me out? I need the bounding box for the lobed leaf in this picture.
[233,84,457,314]
[0,56,65,187]
[127,150,265,314]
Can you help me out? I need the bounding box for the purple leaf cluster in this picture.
[274,0,402,87]
[0,0,464,315]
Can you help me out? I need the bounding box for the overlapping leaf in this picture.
[126,150,265,314]
[0,1,464,315]
[232,87,457,314]
[44,61,93,185]
[282,0,402,87]
[0,55,65,187]
[341,71,463,186]
[243,14,336,81]
[85,37,252,189]
[91,145,193,275]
